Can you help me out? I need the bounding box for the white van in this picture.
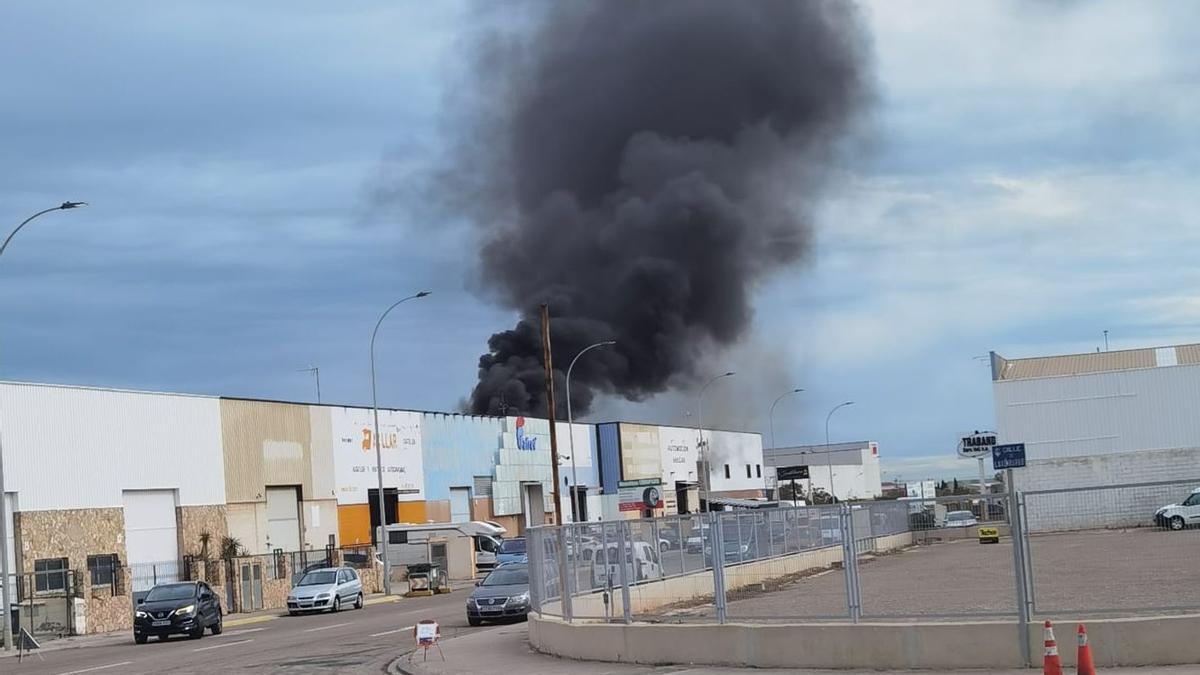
[590,541,662,587]
[378,520,508,575]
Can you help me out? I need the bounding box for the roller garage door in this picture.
[266,487,302,553]
[123,490,180,592]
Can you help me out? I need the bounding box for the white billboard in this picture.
[331,407,423,505]
[659,425,699,486]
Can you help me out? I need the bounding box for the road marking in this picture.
[223,627,267,636]
[364,596,399,606]
[224,614,278,627]
[193,638,254,652]
[370,625,415,637]
[56,663,133,675]
[303,621,352,633]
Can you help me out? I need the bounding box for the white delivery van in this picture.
[590,541,662,588]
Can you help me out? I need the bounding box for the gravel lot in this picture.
[702,527,1200,622]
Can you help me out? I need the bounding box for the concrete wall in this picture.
[531,612,1200,669]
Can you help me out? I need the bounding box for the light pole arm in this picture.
[1,207,62,258]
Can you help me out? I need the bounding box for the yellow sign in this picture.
[978,526,1000,544]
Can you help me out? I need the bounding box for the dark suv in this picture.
[134,581,223,643]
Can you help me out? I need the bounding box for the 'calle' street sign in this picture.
[992,443,1027,470]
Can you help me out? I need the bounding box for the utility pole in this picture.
[299,365,321,403]
[539,304,563,525]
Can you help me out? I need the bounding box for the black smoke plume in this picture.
[454,0,873,416]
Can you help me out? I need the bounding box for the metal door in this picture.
[265,487,301,553]
[450,487,471,523]
[239,563,263,612]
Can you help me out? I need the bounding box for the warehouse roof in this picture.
[764,441,875,467]
[991,342,1200,382]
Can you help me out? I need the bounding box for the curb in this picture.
[224,614,279,628]
[366,595,401,607]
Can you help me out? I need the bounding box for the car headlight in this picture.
[466,597,477,607]
[135,610,148,619]
[509,592,530,605]
[174,604,195,617]
[316,593,330,599]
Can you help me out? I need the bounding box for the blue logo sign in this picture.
[992,443,1026,470]
[515,417,537,451]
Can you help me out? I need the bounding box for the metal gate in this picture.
[239,562,263,612]
[15,569,75,639]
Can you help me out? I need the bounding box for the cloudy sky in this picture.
[3,1,1197,480]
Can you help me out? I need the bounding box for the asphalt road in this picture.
[5,587,505,675]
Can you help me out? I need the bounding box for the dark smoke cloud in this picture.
[452,0,873,417]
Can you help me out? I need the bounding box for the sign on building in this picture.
[331,407,424,504]
[957,432,997,458]
[776,465,810,480]
[618,479,663,512]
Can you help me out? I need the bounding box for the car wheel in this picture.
[468,616,482,627]
[210,614,223,635]
[331,596,341,613]
[134,634,148,645]
[288,610,298,617]
[190,626,205,640]
[354,593,364,610]
[1170,515,1186,531]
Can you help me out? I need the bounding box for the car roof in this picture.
[947,510,974,515]
[302,567,347,573]
[1192,487,1200,494]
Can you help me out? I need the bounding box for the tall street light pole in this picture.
[768,388,803,505]
[0,201,86,651]
[824,401,854,503]
[697,372,735,512]
[370,290,429,596]
[565,340,615,523]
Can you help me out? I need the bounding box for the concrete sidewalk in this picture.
[393,623,1200,675]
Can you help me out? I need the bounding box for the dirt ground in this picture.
[675,527,1200,622]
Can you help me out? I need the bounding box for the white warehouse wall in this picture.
[0,382,226,510]
[706,430,765,493]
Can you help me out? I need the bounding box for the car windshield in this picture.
[948,512,971,521]
[298,571,336,586]
[144,584,196,602]
[499,539,526,554]
[482,567,528,586]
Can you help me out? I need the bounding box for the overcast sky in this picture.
[3,1,1197,480]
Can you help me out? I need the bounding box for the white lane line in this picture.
[192,638,254,652]
[370,625,415,637]
[303,621,352,633]
[56,663,134,675]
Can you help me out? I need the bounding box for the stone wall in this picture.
[14,507,127,576]
[177,505,229,560]
[86,567,133,633]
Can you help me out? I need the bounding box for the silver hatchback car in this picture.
[287,566,364,615]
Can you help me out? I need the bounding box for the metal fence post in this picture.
[616,520,633,624]
[676,514,686,575]
[710,512,728,624]
[1009,491,1031,667]
[558,525,573,622]
[528,529,543,615]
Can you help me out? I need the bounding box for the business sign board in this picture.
[776,465,810,481]
[618,479,663,512]
[992,443,1027,470]
[331,407,423,504]
[620,423,663,481]
[957,432,997,459]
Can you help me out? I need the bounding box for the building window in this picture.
[724,464,731,479]
[87,554,119,587]
[388,530,408,545]
[756,464,762,478]
[34,558,68,593]
[746,464,752,478]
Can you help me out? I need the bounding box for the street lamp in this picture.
[768,388,803,505]
[565,340,615,523]
[824,401,854,503]
[697,372,735,511]
[0,201,87,651]
[369,290,430,595]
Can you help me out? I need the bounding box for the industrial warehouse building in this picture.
[0,380,765,634]
[763,440,883,502]
[991,343,1200,530]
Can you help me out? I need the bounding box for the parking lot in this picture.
[675,527,1200,622]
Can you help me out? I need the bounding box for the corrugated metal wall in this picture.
[220,399,316,502]
[597,423,621,494]
[0,382,225,510]
[420,413,503,501]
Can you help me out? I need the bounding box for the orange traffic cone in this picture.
[1076,624,1096,675]
[1043,620,1063,675]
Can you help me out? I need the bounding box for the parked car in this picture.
[286,566,363,615]
[496,537,528,565]
[944,510,979,528]
[591,541,662,587]
[467,563,531,626]
[685,523,709,553]
[1154,487,1200,531]
[475,533,502,570]
[133,581,222,643]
